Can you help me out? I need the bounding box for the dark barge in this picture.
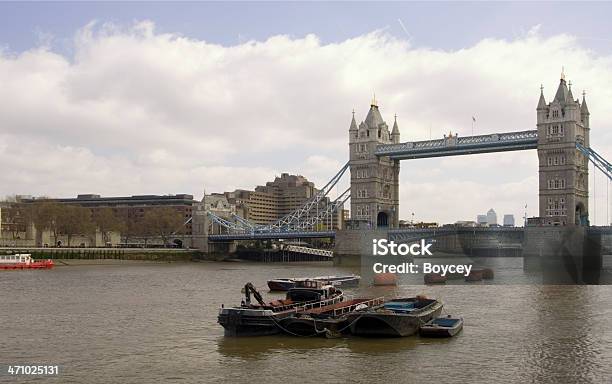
[218,280,344,336]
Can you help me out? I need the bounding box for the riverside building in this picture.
[3,173,343,247]
[224,173,344,230]
[24,193,195,235]
[0,194,196,247]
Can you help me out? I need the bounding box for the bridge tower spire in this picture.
[349,98,400,229]
[391,114,401,144]
[581,90,590,127]
[536,75,590,226]
[349,109,358,132]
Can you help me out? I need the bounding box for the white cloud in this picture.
[0,21,610,224]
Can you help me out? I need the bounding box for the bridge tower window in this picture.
[383,185,390,198]
[356,169,368,179]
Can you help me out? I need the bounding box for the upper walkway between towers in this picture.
[375,130,539,160]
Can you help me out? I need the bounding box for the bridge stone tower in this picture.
[349,97,400,228]
[536,72,590,226]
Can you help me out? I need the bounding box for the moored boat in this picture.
[0,254,54,270]
[465,268,484,282]
[346,296,443,337]
[267,278,295,291]
[267,274,360,291]
[424,272,447,284]
[419,315,463,338]
[218,279,344,336]
[314,274,361,288]
[482,268,494,279]
[372,272,397,286]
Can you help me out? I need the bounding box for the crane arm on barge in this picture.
[244,282,266,307]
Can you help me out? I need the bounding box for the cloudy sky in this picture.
[0,2,611,225]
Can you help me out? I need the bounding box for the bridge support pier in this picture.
[334,229,389,266]
[522,226,603,284]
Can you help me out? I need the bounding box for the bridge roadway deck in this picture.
[375,130,538,160]
[207,226,612,242]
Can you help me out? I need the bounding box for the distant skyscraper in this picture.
[476,215,487,225]
[503,214,515,227]
[486,208,497,225]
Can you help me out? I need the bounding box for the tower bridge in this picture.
[349,74,598,228]
[198,73,611,278]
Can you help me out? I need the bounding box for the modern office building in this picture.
[486,208,498,225]
[225,173,343,229]
[503,214,515,227]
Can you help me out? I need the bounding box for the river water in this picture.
[2,259,611,383]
